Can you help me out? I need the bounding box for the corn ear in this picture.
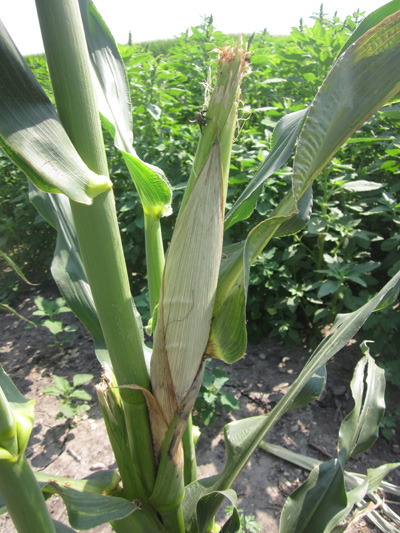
[150,44,249,448]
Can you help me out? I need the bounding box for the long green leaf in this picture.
[0,303,36,325]
[53,521,76,533]
[224,107,308,230]
[293,9,400,202]
[78,0,172,219]
[36,470,120,497]
[29,184,111,366]
[48,483,138,530]
[280,459,348,533]
[0,249,38,285]
[78,0,168,311]
[0,21,111,204]
[210,186,313,363]
[197,490,239,533]
[182,269,400,530]
[339,0,400,55]
[260,442,400,532]
[280,350,387,532]
[338,347,386,462]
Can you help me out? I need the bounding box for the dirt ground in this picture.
[1,283,399,532]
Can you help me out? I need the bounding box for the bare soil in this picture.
[1,282,399,532]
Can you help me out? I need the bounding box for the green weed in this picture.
[31,296,78,347]
[42,373,93,422]
[194,363,240,427]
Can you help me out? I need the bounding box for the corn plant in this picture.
[1,1,400,532]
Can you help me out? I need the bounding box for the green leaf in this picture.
[289,365,326,411]
[182,270,400,530]
[48,483,138,529]
[42,386,62,396]
[220,393,241,411]
[318,280,340,298]
[210,186,313,363]
[0,21,111,204]
[53,521,77,533]
[146,102,162,120]
[0,366,34,458]
[75,404,91,414]
[29,184,111,366]
[120,152,172,219]
[338,347,386,462]
[224,108,308,230]
[0,250,38,286]
[220,509,241,533]
[279,459,347,533]
[293,10,400,202]
[197,489,238,533]
[278,348,392,533]
[59,404,77,419]
[341,180,384,192]
[78,0,172,220]
[52,375,71,392]
[339,0,400,55]
[36,469,121,496]
[209,10,400,367]
[70,390,92,401]
[73,374,94,388]
[43,319,63,336]
[363,462,400,494]
[0,303,37,326]
[259,442,400,504]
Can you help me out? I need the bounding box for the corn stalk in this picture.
[0,1,400,532]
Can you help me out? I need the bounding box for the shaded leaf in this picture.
[0,249,38,285]
[338,347,386,461]
[0,303,36,326]
[289,365,326,411]
[49,483,138,529]
[279,459,347,533]
[29,184,111,366]
[54,521,77,532]
[197,489,239,533]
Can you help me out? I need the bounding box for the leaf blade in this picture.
[0,21,111,204]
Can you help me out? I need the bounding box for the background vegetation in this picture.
[1,6,399,359]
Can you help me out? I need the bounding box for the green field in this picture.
[2,9,398,355]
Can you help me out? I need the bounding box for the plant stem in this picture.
[35,0,155,496]
[0,455,56,533]
[144,212,164,314]
[182,414,198,485]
